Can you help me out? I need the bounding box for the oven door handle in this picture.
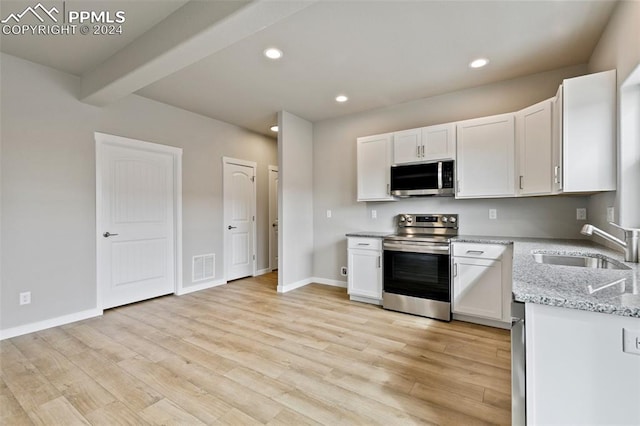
[383,243,450,254]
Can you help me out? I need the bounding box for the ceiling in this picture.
[0,0,617,137]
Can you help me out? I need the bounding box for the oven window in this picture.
[383,250,450,302]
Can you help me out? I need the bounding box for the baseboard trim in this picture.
[178,279,227,295]
[254,268,271,276]
[277,278,312,293]
[0,308,103,341]
[311,277,347,288]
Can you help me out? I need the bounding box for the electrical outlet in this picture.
[326,209,332,218]
[371,210,377,219]
[19,291,31,306]
[576,208,587,220]
[489,209,497,220]
[607,207,615,222]
[340,266,348,276]
[622,328,640,356]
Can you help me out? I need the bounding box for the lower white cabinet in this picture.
[451,242,513,327]
[526,303,640,425]
[347,237,382,304]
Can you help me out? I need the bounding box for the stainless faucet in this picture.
[581,222,639,263]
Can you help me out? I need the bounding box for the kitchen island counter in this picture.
[452,236,640,318]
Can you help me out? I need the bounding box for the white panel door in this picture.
[356,133,394,201]
[224,160,255,281]
[98,140,176,309]
[452,257,502,320]
[422,122,456,161]
[268,166,279,271]
[393,128,422,164]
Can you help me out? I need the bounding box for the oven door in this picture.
[383,248,450,302]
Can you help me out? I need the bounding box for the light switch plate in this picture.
[622,328,640,356]
[489,209,497,220]
[607,207,615,222]
[576,208,587,220]
[371,210,377,219]
[326,209,332,218]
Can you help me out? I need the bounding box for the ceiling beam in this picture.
[80,0,316,106]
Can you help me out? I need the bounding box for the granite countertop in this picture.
[345,231,391,239]
[453,236,640,318]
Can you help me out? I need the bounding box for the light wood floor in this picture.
[1,273,511,425]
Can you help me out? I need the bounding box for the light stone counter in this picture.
[452,236,640,318]
[345,231,391,239]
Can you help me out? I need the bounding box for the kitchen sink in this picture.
[531,252,631,270]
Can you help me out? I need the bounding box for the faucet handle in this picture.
[609,222,640,234]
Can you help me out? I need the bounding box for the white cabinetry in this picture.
[356,133,394,201]
[393,128,422,164]
[347,237,383,304]
[516,99,553,196]
[526,303,640,425]
[422,123,456,161]
[393,124,456,164]
[551,85,563,193]
[455,114,516,199]
[452,242,512,327]
[560,69,617,193]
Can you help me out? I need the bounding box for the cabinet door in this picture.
[563,69,616,192]
[393,128,422,164]
[452,257,502,320]
[516,99,553,196]
[551,85,563,193]
[456,114,516,198]
[357,133,394,201]
[422,123,456,161]
[348,249,382,300]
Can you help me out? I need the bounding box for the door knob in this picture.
[103,232,119,238]
[228,225,237,230]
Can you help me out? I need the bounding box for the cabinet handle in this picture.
[456,180,460,194]
[554,166,560,184]
[519,175,524,190]
[386,183,390,194]
[466,250,484,255]
[421,145,425,157]
[377,255,381,268]
[453,263,458,277]
[416,146,420,157]
[357,243,370,246]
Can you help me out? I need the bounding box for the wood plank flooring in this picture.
[1,273,511,425]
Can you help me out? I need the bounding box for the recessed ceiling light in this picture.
[264,48,283,60]
[270,125,279,132]
[470,58,489,69]
[335,95,348,103]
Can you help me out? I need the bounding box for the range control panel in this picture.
[397,214,458,229]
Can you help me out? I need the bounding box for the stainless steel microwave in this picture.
[390,160,455,197]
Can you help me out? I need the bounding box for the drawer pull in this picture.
[357,243,370,246]
[466,250,484,255]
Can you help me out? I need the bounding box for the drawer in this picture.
[348,237,382,251]
[452,242,506,260]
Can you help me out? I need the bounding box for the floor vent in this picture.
[193,253,215,282]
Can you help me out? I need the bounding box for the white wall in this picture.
[312,65,591,282]
[277,111,314,291]
[587,0,640,232]
[0,53,277,332]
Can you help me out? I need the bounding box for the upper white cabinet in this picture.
[422,123,456,161]
[456,113,516,199]
[356,133,395,202]
[561,69,616,193]
[551,85,564,193]
[393,128,422,164]
[516,99,553,196]
[393,124,456,164]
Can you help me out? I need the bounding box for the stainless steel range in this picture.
[383,214,458,321]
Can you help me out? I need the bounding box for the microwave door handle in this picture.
[437,161,443,189]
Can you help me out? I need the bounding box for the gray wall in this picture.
[277,111,314,289]
[312,65,592,282]
[0,53,277,331]
[587,0,640,234]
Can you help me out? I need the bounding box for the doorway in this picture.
[95,132,182,309]
[223,157,257,281]
[268,165,279,271]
